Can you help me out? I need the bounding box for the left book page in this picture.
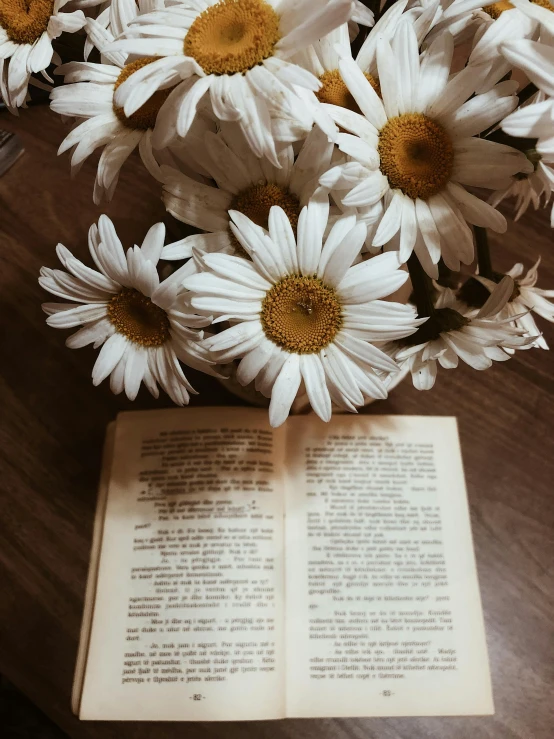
[78,407,287,721]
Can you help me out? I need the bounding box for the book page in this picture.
[79,407,286,721]
[72,422,116,716]
[284,415,493,717]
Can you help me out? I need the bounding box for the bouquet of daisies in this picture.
[3,0,553,426]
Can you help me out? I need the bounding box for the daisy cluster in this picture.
[2,0,551,423]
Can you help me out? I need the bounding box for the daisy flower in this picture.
[465,2,536,93]
[104,0,354,166]
[39,215,217,404]
[159,123,337,260]
[0,0,85,112]
[477,259,554,348]
[182,203,423,426]
[320,23,531,274]
[501,37,554,224]
[489,162,554,221]
[49,25,211,204]
[290,0,407,141]
[388,276,534,391]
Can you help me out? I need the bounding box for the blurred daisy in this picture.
[50,32,210,204]
[321,24,531,274]
[0,0,85,111]
[39,215,216,404]
[489,163,554,221]
[389,277,533,390]
[183,203,423,426]
[477,259,554,348]
[104,0,354,165]
[159,123,336,260]
[501,38,554,225]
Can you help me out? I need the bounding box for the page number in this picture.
[381,690,394,697]
[190,694,204,701]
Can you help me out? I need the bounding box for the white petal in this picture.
[268,354,301,428]
[372,190,403,246]
[300,354,331,422]
[92,333,127,386]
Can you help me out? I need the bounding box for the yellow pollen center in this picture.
[316,69,381,112]
[0,0,54,45]
[232,182,300,230]
[483,1,513,18]
[484,0,552,17]
[261,275,343,354]
[183,0,281,75]
[229,182,300,255]
[378,113,454,201]
[107,288,171,347]
[113,58,175,130]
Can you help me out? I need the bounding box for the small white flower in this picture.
[321,22,531,275]
[183,202,423,426]
[501,38,554,225]
[478,259,554,348]
[159,123,337,260]
[39,215,217,403]
[489,162,554,221]
[49,25,211,204]
[388,276,534,390]
[0,0,85,111]
[103,0,354,165]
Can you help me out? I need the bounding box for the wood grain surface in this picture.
[0,106,553,739]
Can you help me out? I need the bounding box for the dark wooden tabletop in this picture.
[0,106,553,739]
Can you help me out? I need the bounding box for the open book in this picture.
[73,408,493,720]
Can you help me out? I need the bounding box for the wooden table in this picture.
[0,106,553,739]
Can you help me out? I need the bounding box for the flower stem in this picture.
[407,254,435,318]
[474,226,494,280]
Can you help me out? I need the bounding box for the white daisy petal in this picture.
[268,354,302,428]
[300,354,332,422]
[335,332,399,373]
[92,333,128,386]
[322,221,367,287]
[372,191,404,246]
[124,345,148,401]
[417,31,453,111]
[339,56,387,129]
[236,338,277,386]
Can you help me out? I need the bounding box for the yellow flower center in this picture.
[483,1,513,18]
[316,69,381,112]
[261,275,343,354]
[183,0,281,75]
[107,288,171,347]
[113,58,175,130]
[484,0,552,18]
[232,182,300,231]
[378,113,454,201]
[0,0,54,45]
[230,182,300,255]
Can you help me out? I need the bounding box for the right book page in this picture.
[284,415,493,718]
